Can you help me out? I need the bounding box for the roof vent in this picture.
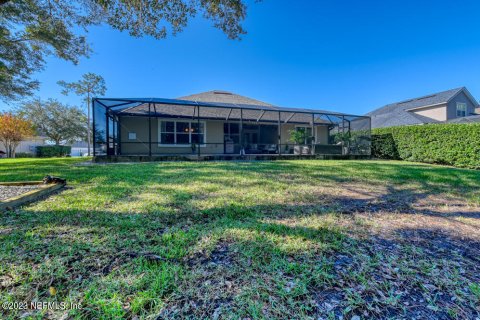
[213,90,233,95]
[398,99,414,105]
[416,94,436,101]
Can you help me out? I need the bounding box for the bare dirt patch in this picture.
[161,241,242,318]
[315,182,480,319]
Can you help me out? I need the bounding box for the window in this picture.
[191,122,205,144]
[295,126,313,144]
[456,103,467,117]
[128,132,136,140]
[160,121,175,144]
[159,120,205,145]
[224,123,240,144]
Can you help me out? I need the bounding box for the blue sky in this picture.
[3,0,480,114]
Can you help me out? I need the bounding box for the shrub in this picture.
[15,152,35,158]
[371,134,399,159]
[36,145,71,157]
[372,123,480,169]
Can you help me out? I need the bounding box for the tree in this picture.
[19,99,87,146]
[0,0,252,102]
[0,113,35,158]
[58,73,106,155]
[0,1,89,102]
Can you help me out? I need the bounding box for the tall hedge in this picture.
[36,145,71,157]
[372,123,480,169]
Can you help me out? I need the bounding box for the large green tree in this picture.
[18,99,87,146]
[58,72,107,155]
[0,0,252,102]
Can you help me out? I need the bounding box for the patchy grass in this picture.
[0,158,479,319]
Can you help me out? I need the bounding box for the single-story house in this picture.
[92,90,371,159]
[367,87,480,128]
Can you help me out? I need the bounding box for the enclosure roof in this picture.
[93,93,367,119]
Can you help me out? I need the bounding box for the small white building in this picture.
[0,137,91,158]
[70,141,89,157]
[0,136,48,157]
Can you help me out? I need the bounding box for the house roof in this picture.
[369,110,439,128]
[367,87,477,128]
[178,90,276,108]
[446,114,480,124]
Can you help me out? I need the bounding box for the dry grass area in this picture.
[0,158,479,319]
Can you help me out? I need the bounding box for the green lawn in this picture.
[0,158,479,319]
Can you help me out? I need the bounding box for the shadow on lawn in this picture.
[3,178,479,233]
[2,160,480,318]
[2,159,480,195]
[4,180,480,258]
[2,200,480,319]
[269,161,480,194]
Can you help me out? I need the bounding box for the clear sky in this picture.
[3,0,480,115]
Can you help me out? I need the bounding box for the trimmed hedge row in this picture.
[14,152,36,158]
[36,145,71,157]
[372,123,480,169]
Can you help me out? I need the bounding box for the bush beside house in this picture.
[372,123,480,169]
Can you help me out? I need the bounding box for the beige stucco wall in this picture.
[280,124,293,145]
[412,104,447,121]
[119,117,224,154]
[316,126,329,144]
[119,116,330,155]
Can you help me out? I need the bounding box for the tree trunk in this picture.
[87,95,91,156]
[6,141,16,158]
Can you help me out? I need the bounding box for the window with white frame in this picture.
[159,120,205,145]
[456,102,467,117]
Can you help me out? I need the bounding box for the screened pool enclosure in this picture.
[93,97,371,158]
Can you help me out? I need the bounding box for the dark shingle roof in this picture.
[177,90,349,115]
[367,87,466,128]
[368,109,439,128]
[178,90,276,108]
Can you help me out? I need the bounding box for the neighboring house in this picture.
[92,90,371,158]
[0,136,48,156]
[367,87,480,128]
